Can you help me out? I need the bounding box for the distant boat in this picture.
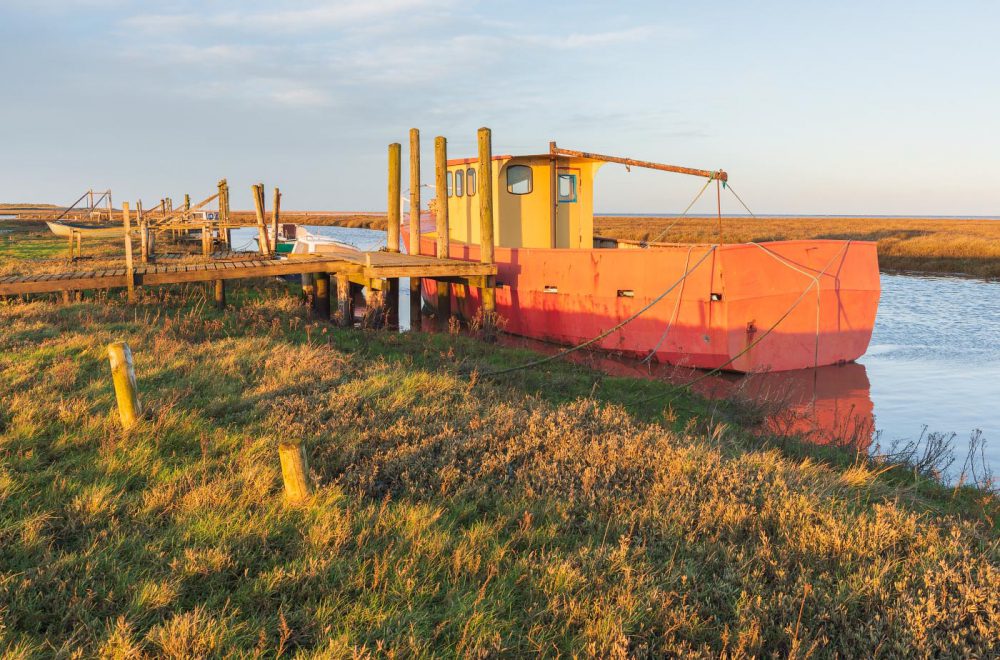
[405,142,881,373]
[254,224,358,256]
[46,221,122,238]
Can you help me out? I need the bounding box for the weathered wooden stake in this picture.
[277,442,311,504]
[477,127,496,314]
[409,128,422,330]
[434,136,452,325]
[314,273,331,320]
[67,231,75,261]
[336,273,352,327]
[214,279,226,309]
[122,202,135,303]
[107,341,141,430]
[75,231,82,259]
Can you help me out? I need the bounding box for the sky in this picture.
[1,0,998,215]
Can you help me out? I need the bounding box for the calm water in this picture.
[237,225,999,477]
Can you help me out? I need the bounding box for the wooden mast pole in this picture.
[549,143,727,182]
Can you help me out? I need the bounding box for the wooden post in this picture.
[477,127,496,314]
[214,279,226,309]
[387,142,402,327]
[184,194,191,212]
[271,187,281,252]
[201,224,211,257]
[314,273,330,320]
[409,128,422,331]
[122,202,135,303]
[278,442,311,504]
[336,273,352,327]
[301,273,315,309]
[434,136,451,325]
[107,341,141,430]
[388,143,401,252]
[252,183,270,257]
[67,230,75,261]
[140,221,149,264]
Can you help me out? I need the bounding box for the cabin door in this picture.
[555,168,580,248]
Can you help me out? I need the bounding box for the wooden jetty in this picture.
[4,127,500,327]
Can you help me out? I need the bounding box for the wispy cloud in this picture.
[121,0,451,34]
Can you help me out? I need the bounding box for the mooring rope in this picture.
[631,240,852,405]
[480,244,719,377]
[640,245,694,364]
[724,182,756,218]
[647,177,716,244]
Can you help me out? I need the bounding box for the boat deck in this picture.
[0,251,495,296]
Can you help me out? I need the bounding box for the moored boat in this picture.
[46,221,123,238]
[404,142,881,373]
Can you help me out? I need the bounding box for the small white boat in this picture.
[46,221,122,238]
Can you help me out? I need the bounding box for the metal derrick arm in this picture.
[548,142,727,182]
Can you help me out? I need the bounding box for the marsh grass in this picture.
[1,221,998,656]
[0,277,997,657]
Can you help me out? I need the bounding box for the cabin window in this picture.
[506,165,532,195]
[558,173,577,203]
[446,171,453,197]
[455,169,464,197]
[466,168,476,195]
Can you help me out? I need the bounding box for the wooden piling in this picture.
[122,202,135,303]
[201,224,211,257]
[388,143,401,252]
[277,442,311,504]
[301,273,315,309]
[314,273,331,320]
[409,128,422,330]
[252,183,270,257]
[67,231,75,261]
[435,136,451,325]
[214,279,226,309]
[387,142,402,326]
[107,341,141,430]
[336,273,352,327]
[477,127,496,314]
[140,221,149,264]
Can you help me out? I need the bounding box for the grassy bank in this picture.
[1,270,998,656]
[596,215,1000,279]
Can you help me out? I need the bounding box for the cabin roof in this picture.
[445,153,599,167]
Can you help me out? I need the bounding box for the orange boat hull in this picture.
[409,236,880,372]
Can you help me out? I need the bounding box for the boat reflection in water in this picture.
[498,334,876,453]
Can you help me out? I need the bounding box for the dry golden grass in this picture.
[596,215,1000,279]
[0,273,997,655]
